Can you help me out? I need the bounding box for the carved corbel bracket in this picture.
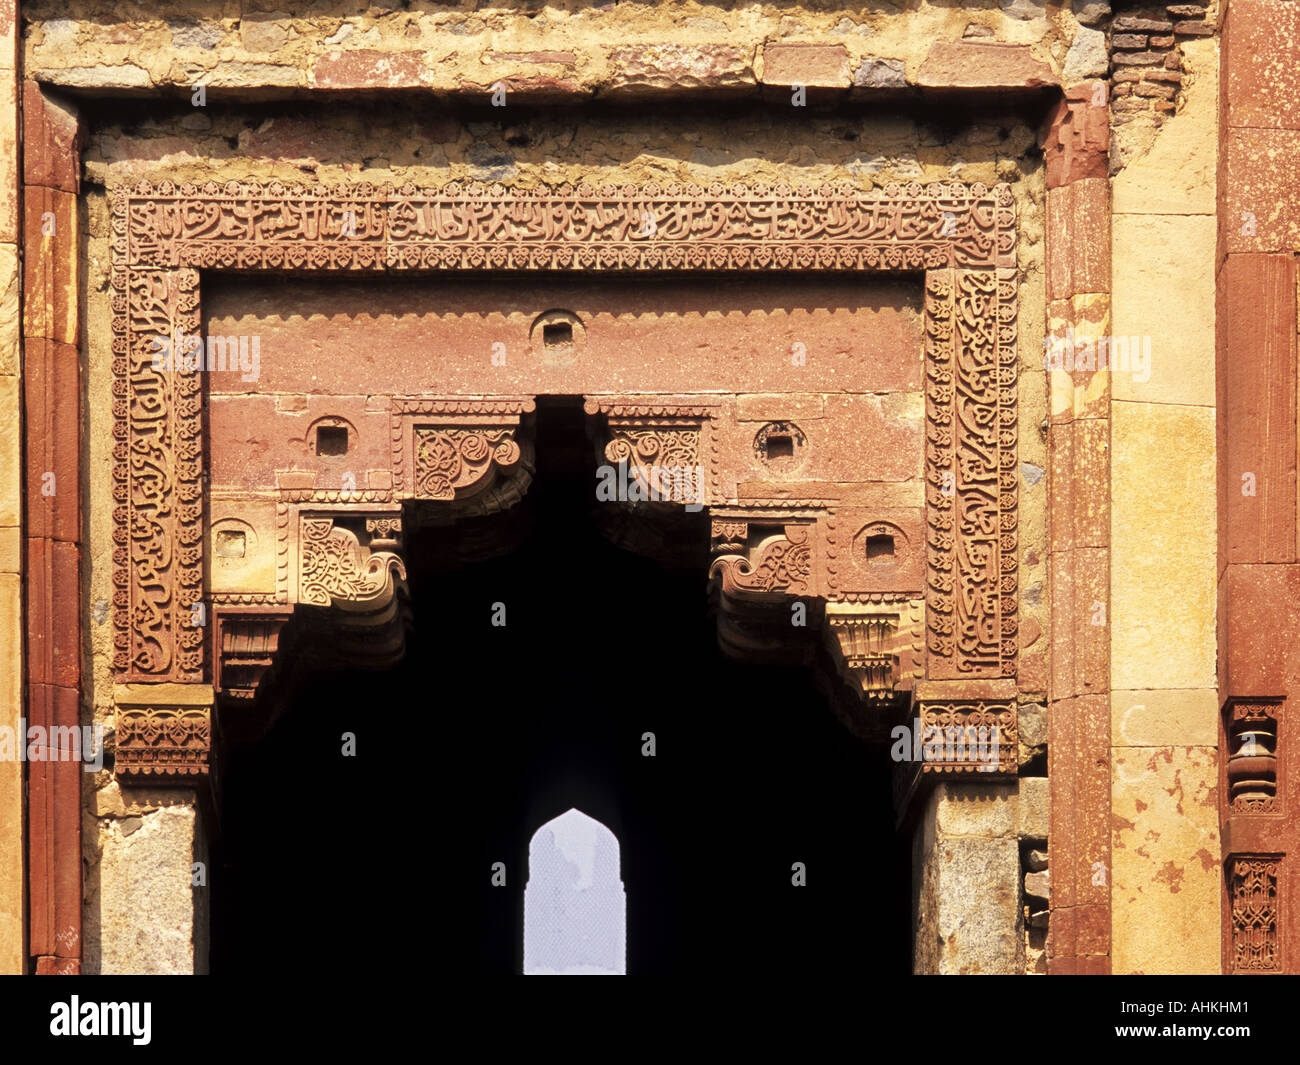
[393,397,536,517]
[586,397,717,508]
[297,514,406,612]
[708,511,822,662]
[824,606,901,703]
[710,522,815,602]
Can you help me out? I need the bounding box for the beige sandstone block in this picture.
[1111,214,1216,406]
[1112,39,1217,217]
[1111,401,1216,690]
[933,782,1018,837]
[1111,689,1219,747]
[0,573,21,973]
[0,525,17,572]
[0,375,18,526]
[114,683,214,707]
[1112,745,1220,974]
[0,69,17,245]
[0,243,18,374]
[1017,776,1049,840]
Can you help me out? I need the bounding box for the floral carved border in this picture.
[109,179,1018,684]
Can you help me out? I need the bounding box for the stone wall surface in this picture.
[22,0,1086,98]
[0,0,1244,975]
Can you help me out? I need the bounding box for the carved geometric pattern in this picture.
[413,427,522,500]
[298,517,406,609]
[115,707,211,780]
[917,700,1018,777]
[1228,700,1281,814]
[1230,856,1281,973]
[923,269,1019,679]
[110,179,1017,683]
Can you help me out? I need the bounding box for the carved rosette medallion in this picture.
[116,708,211,780]
[1230,856,1281,972]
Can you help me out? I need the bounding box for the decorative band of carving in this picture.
[923,269,1018,680]
[917,700,1017,776]
[115,708,211,780]
[393,397,536,416]
[115,179,1016,273]
[1230,856,1281,973]
[110,267,205,683]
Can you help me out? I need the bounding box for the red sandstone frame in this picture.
[109,177,1020,688]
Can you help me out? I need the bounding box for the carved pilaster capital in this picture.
[824,607,901,703]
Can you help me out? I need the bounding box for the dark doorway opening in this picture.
[210,397,911,974]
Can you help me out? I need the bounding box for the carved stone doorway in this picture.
[209,398,912,974]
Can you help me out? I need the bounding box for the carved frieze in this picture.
[115,707,211,780]
[117,179,1017,274]
[918,700,1018,777]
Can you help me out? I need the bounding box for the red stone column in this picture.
[1041,82,1113,974]
[22,82,83,975]
[1217,0,1300,974]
